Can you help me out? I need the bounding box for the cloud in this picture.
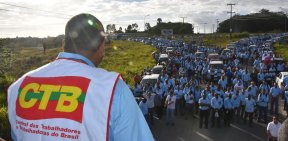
[0,0,287,37]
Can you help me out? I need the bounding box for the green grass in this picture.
[274,37,288,65]
[0,92,6,107]
[100,40,156,86]
[3,41,156,87]
[0,106,9,140]
[202,34,240,48]
[0,93,10,140]
[184,33,250,48]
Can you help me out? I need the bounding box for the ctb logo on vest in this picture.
[16,76,91,123]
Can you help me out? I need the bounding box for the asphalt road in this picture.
[152,114,268,141]
[152,100,287,141]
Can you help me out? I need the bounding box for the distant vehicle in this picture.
[207,53,220,61]
[158,54,168,63]
[151,65,163,74]
[207,60,224,81]
[221,48,233,59]
[276,72,288,87]
[140,74,160,87]
[166,47,175,53]
[227,43,236,50]
[272,57,284,64]
[263,47,272,52]
[195,51,206,60]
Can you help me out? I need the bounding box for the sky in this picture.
[0,0,288,38]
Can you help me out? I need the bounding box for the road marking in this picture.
[195,131,214,141]
[231,124,265,141]
[252,120,266,128]
[178,137,185,141]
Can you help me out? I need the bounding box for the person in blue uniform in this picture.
[198,93,210,128]
[244,95,256,127]
[211,93,223,128]
[224,94,234,126]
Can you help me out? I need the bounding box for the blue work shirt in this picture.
[248,85,258,97]
[198,97,210,110]
[257,93,269,107]
[284,76,288,85]
[259,84,270,93]
[245,98,256,112]
[232,95,241,108]
[139,101,148,115]
[195,89,202,101]
[12,52,154,141]
[211,97,223,109]
[224,98,234,109]
[285,91,288,104]
[270,87,281,97]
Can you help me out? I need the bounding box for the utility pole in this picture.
[212,24,215,33]
[201,23,207,34]
[180,17,187,24]
[144,14,150,31]
[279,7,287,33]
[227,3,235,38]
[216,19,219,32]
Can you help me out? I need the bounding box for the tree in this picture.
[125,24,138,33]
[125,25,132,33]
[106,24,116,33]
[147,22,194,35]
[131,23,139,30]
[111,24,116,33]
[217,9,288,33]
[260,9,270,14]
[106,24,111,33]
[145,23,151,31]
[157,18,162,24]
[115,27,123,33]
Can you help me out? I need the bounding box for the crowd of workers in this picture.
[134,34,288,140]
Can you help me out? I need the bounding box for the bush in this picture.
[232,32,250,38]
[0,106,10,140]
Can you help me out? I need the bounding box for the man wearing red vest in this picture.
[8,13,154,141]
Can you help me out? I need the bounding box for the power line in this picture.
[0,2,73,17]
[0,7,70,20]
[0,8,9,11]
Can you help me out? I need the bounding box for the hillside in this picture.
[218,9,288,33]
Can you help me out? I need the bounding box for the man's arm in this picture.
[109,79,154,141]
[267,123,272,138]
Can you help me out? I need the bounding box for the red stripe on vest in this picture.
[106,74,121,141]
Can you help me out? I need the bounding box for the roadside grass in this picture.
[7,47,61,78]
[100,40,156,86]
[274,37,288,65]
[0,93,10,140]
[184,33,250,48]
[202,34,242,48]
[5,41,156,86]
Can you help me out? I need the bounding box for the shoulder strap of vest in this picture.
[106,74,121,141]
